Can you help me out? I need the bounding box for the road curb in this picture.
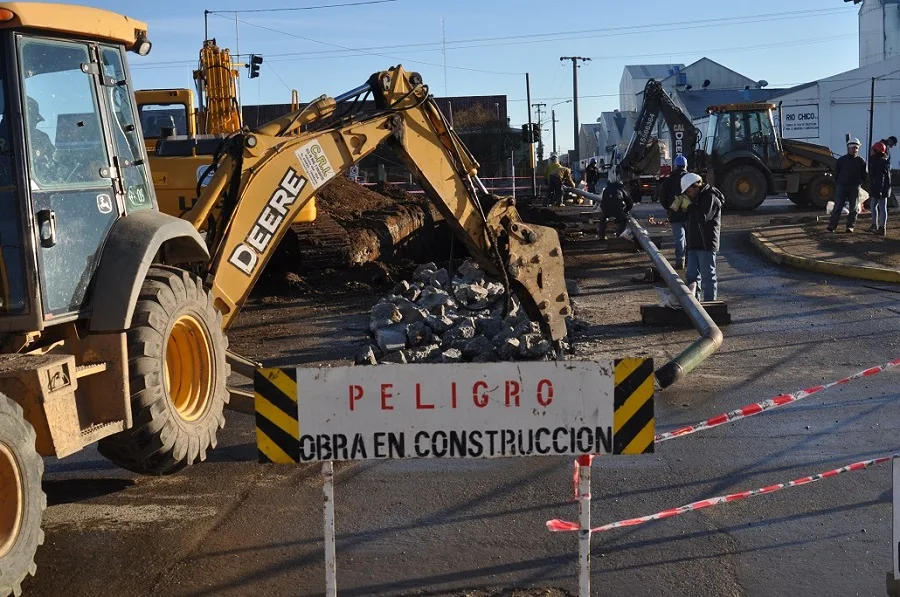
[750,229,900,283]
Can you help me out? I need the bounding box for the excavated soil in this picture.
[280,178,451,272]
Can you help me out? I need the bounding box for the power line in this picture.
[209,12,525,76]
[135,5,852,69]
[205,0,398,14]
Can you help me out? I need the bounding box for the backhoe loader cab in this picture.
[705,103,782,171]
[0,6,229,595]
[703,102,836,210]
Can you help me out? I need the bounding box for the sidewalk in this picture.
[751,221,900,283]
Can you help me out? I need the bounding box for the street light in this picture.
[550,99,572,157]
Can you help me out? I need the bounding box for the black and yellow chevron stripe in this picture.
[255,367,300,463]
[613,358,655,454]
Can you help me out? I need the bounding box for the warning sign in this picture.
[254,360,655,463]
[295,140,336,189]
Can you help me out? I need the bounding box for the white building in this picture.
[619,64,683,112]
[859,0,900,66]
[771,55,900,162]
[768,0,900,163]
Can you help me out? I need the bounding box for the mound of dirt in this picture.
[316,177,400,220]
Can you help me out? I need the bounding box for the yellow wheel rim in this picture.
[737,178,752,194]
[817,185,833,200]
[0,443,22,559]
[165,315,213,423]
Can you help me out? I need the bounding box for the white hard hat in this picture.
[848,138,861,147]
[680,172,703,193]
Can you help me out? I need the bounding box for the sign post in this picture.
[254,359,655,592]
[891,456,900,596]
[577,454,592,597]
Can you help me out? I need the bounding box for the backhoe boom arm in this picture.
[185,66,571,341]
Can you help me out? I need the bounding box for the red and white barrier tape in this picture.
[655,358,900,444]
[550,454,895,534]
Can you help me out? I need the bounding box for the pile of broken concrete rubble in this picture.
[356,260,572,365]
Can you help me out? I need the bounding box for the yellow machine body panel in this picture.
[0,2,147,48]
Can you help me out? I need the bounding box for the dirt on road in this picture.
[802,222,900,268]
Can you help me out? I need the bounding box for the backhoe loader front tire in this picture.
[99,266,229,475]
[0,395,44,597]
[723,165,767,211]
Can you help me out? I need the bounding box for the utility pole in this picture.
[869,76,876,154]
[526,72,536,197]
[532,102,546,162]
[560,56,590,172]
[552,109,558,156]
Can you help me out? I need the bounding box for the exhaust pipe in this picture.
[566,187,723,388]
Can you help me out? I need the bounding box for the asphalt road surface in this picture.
[25,198,900,596]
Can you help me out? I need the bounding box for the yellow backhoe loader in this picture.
[0,4,570,594]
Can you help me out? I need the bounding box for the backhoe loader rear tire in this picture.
[98,266,229,475]
[0,394,44,597]
[723,165,767,211]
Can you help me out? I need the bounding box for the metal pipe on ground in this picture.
[566,187,723,388]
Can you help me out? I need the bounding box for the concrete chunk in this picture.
[496,337,521,360]
[406,321,434,347]
[463,335,495,361]
[381,350,408,364]
[441,318,476,349]
[441,348,463,363]
[425,314,454,335]
[354,345,379,366]
[519,333,552,359]
[375,323,408,353]
[417,288,452,310]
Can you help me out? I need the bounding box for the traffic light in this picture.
[531,122,541,143]
[248,54,263,79]
[521,124,533,143]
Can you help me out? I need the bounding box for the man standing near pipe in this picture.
[681,172,723,302]
[659,154,690,269]
[827,138,867,233]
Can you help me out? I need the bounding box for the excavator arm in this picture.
[184,65,571,341]
[619,79,700,178]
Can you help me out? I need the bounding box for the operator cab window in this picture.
[139,104,188,139]
[18,38,110,189]
[101,46,153,212]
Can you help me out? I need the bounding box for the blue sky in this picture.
[63,0,860,152]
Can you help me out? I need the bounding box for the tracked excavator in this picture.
[0,4,570,594]
[617,79,836,211]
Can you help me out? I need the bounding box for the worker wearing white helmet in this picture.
[827,137,868,233]
[681,172,724,302]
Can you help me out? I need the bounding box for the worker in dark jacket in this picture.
[869,141,892,235]
[584,157,601,194]
[659,154,690,269]
[681,172,723,302]
[597,170,633,239]
[828,138,867,233]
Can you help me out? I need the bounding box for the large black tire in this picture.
[806,174,835,209]
[787,188,811,207]
[0,395,44,597]
[98,266,229,475]
[722,165,768,211]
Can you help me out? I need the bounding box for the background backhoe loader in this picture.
[0,4,570,595]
